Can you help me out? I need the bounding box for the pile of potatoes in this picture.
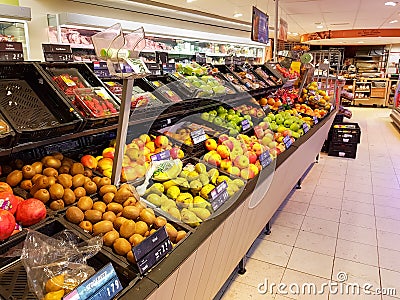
[4,153,106,211]
[65,183,186,264]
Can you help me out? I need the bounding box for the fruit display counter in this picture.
[0,60,337,300]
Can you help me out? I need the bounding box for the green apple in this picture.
[214,116,223,126]
[263,116,272,123]
[244,115,251,121]
[229,128,239,136]
[291,131,300,139]
[209,110,217,117]
[290,123,300,132]
[284,119,293,127]
[228,109,236,115]
[270,123,279,132]
[201,112,209,121]
[275,116,284,125]
[268,113,276,121]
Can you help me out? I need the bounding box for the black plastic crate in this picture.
[331,122,361,144]
[0,112,15,150]
[328,142,358,159]
[333,114,344,123]
[0,63,82,143]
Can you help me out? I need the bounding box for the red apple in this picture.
[240,168,255,180]
[81,155,98,169]
[102,147,115,159]
[154,136,169,149]
[218,134,229,144]
[217,144,230,159]
[245,151,258,164]
[259,121,269,130]
[208,152,222,167]
[133,138,146,150]
[252,143,263,156]
[222,139,234,151]
[283,130,292,137]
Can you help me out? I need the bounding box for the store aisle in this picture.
[217,108,400,300]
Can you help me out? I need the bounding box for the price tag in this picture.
[263,105,271,114]
[254,126,264,139]
[286,97,292,106]
[190,128,207,144]
[209,180,229,211]
[302,123,309,133]
[283,135,292,149]
[241,119,251,131]
[63,263,122,300]
[133,226,173,275]
[259,150,272,168]
[151,150,171,161]
[313,116,319,124]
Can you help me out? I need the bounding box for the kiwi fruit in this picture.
[102,192,114,204]
[31,174,42,184]
[74,187,86,199]
[99,185,117,197]
[93,220,113,235]
[57,174,72,189]
[113,217,128,230]
[34,189,50,204]
[83,168,93,178]
[11,159,24,170]
[175,231,186,243]
[72,174,85,188]
[79,220,92,232]
[30,176,50,196]
[103,230,119,247]
[126,251,136,264]
[84,209,102,223]
[84,181,97,195]
[154,216,167,229]
[45,158,61,169]
[93,201,106,213]
[129,234,144,246]
[61,158,73,167]
[58,166,69,174]
[70,163,85,176]
[51,152,64,161]
[43,168,58,177]
[135,201,147,212]
[31,162,43,174]
[92,177,101,186]
[113,238,131,256]
[98,177,111,188]
[113,187,133,204]
[106,202,123,214]
[22,165,36,179]
[6,170,23,187]
[20,179,33,191]
[49,183,64,200]
[139,209,156,226]
[77,196,93,211]
[165,223,178,242]
[49,200,64,211]
[123,197,137,207]
[47,176,57,186]
[102,211,117,222]
[134,221,148,236]
[84,177,92,184]
[66,207,84,224]
[63,188,76,205]
[41,155,54,165]
[122,206,140,220]
[120,220,136,238]
[144,231,150,237]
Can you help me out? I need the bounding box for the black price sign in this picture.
[133,226,173,275]
[42,43,73,62]
[63,263,122,300]
[0,42,24,62]
[241,119,251,131]
[283,135,292,149]
[259,150,272,168]
[263,105,271,114]
[302,122,309,133]
[151,150,171,161]
[190,128,206,144]
[209,180,229,211]
[313,116,319,124]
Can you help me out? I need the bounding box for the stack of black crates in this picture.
[327,114,361,159]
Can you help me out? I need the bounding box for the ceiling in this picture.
[138,0,400,41]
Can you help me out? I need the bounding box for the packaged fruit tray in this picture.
[141,157,246,228]
[212,65,249,92]
[74,87,120,118]
[145,74,193,100]
[0,113,15,150]
[253,66,279,87]
[135,78,183,103]
[0,63,82,142]
[231,66,269,90]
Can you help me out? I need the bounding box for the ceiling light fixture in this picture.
[390,19,398,23]
[233,13,243,18]
[358,41,365,43]
[385,1,397,6]
[186,0,196,3]
[316,25,323,29]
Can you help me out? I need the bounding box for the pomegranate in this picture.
[16,198,46,226]
[0,209,16,241]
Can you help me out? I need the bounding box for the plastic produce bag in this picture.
[20,229,103,300]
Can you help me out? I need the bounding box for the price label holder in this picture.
[0,42,24,62]
[190,128,206,144]
[313,116,319,124]
[63,263,122,300]
[133,226,173,275]
[151,150,171,161]
[283,135,292,149]
[241,119,251,131]
[42,44,73,62]
[263,105,271,114]
[209,180,229,211]
[259,150,272,168]
[302,122,309,134]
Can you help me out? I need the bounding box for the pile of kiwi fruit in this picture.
[65,183,186,264]
[4,153,102,211]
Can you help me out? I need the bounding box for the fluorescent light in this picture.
[385,1,397,6]
[316,25,323,29]
[186,0,197,2]
[233,13,243,18]
[358,41,365,43]
[390,19,398,23]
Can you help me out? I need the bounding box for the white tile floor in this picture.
[217,108,400,300]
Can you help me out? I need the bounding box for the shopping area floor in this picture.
[216,107,400,300]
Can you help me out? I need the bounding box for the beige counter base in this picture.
[146,113,335,300]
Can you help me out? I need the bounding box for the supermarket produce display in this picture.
[0,58,337,300]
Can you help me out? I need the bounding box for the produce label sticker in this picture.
[209,180,229,211]
[283,135,292,149]
[302,123,309,133]
[151,150,171,161]
[241,119,251,131]
[254,126,264,139]
[190,128,206,144]
[133,226,173,275]
[313,116,319,124]
[263,105,271,114]
[63,263,122,300]
[61,76,76,87]
[259,150,272,168]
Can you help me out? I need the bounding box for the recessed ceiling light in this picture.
[316,25,323,29]
[390,19,398,23]
[233,13,243,18]
[385,1,397,6]
[186,0,196,2]
[358,41,365,43]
